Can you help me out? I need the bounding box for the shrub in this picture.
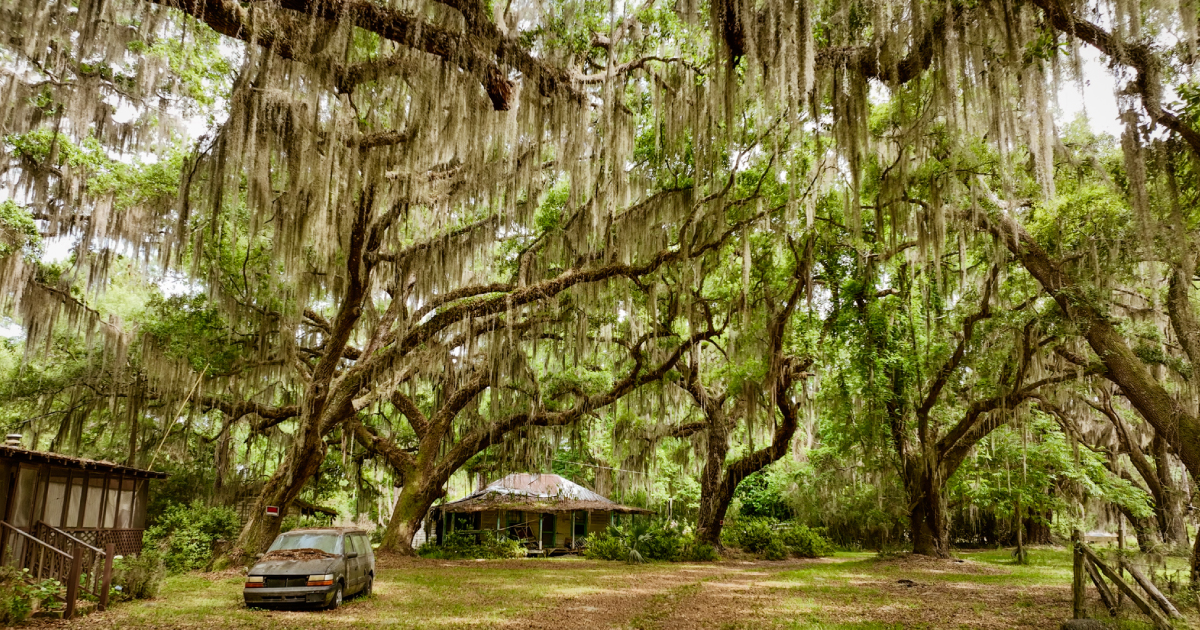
[723,517,834,560]
[583,530,629,561]
[723,517,776,553]
[110,548,166,601]
[634,522,682,561]
[144,501,240,573]
[418,531,527,559]
[678,535,719,562]
[585,521,711,563]
[780,524,834,558]
[763,536,789,561]
[478,531,527,559]
[0,567,64,624]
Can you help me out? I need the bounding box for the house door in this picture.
[540,513,556,549]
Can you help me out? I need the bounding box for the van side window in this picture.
[344,534,358,556]
[357,534,371,555]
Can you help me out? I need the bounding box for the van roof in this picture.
[281,527,367,534]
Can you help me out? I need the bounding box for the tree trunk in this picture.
[907,463,950,558]
[233,421,329,561]
[1023,510,1052,544]
[695,418,733,547]
[1151,433,1189,547]
[380,479,445,555]
[1192,528,1200,586]
[910,495,949,557]
[1115,502,1160,553]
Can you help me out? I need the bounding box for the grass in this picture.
[50,547,1198,629]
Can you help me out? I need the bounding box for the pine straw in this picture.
[260,548,338,562]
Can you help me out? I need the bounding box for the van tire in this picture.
[327,584,343,610]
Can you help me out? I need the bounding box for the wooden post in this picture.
[1078,541,1172,630]
[1122,559,1184,619]
[98,543,114,611]
[1084,559,1118,616]
[1072,530,1086,619]
[63,547,82,620]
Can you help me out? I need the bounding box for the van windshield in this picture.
[267,533,341,554]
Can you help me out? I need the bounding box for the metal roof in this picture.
[0,445,168,479]
[436,473,653,514]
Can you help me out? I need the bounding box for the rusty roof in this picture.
[0,445,168,479]
[435,473,653,514]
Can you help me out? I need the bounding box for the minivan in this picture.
[243,527,375,609]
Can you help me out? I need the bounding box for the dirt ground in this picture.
[24,548,1183,629]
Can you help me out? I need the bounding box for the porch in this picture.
[0,442,166,618]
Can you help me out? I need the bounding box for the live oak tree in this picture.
[2,0,1200,572]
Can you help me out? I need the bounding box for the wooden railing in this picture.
[1070,530,1183,630]
[0,521,83,619]
[0,521,115,619]
[35,521,114,610]
[61,528,145,557]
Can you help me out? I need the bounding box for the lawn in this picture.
[29,547,1196,629]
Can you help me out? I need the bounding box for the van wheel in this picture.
[363,574,373,598]
[327,584,343,610]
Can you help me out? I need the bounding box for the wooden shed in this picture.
[0,441,166,617]
[429,473,652,554]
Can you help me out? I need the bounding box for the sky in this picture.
[1055,45,1124,138]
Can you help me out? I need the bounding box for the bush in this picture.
[763,536,789,561]
[418,531,527,559]
[0,567,64,624]
[110,548,166,601]
[583,530,629,561]
[145,501,240,573]
[780,524,834,558]
[633,521,682,561]
[722,517,776,553]
[584,521,717,563]
[678,535,719,562]
[723,517,834,560]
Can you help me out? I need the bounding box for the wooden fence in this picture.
[1071,530,1185,630]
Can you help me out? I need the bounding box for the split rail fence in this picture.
[1071,530,1186,630]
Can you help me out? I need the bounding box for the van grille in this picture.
[263,576,309,588]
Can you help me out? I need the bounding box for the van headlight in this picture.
[307,574,334,586]
[245,576,264,588]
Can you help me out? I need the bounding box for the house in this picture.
[428,473,652,553]
[0,438,166,618]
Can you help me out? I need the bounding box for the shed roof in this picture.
[436,473,652,514]
[0,445,168,479]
